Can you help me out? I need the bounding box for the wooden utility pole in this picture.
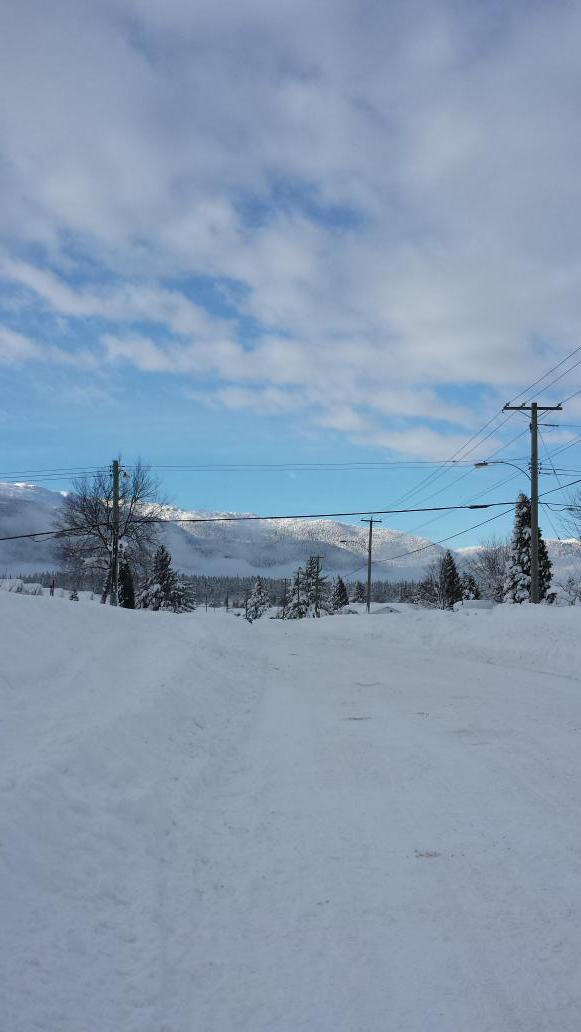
[361,517,382,613]
[503,401,562,602]
[110,459,121,607]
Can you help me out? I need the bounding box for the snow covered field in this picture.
[2,595,581,1031]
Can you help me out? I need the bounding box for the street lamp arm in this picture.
[474,460,528,474]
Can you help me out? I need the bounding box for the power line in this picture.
[540,501,562,541]
[343,504,518,577]
[534,355,581,400]
[387,411,516,508]
[539,429,565,492]
[542,433,581,462]
[0,499,539,545]
[386,341,581,511]
[0,458,518,484]
[559,387,581,405]
[389,428,530,540]
[509,343,581,402]
[539,476,581,499]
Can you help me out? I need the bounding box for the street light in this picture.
[474,460,529,476]
[474,458,542,604]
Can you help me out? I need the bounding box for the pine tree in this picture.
[302,556,328,616]
[503,493,552,603]
[118,558,136,609]
[138,545,196,613]
[352,581,366,604]
[246,578,270,622]
[440,551,463,608]
[330,576,349,612]
[461,573,481,601]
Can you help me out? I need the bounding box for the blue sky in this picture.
[1,0,581,545]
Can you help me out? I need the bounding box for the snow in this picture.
[2,594,581,1030]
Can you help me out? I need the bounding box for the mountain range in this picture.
[1,482,580,585]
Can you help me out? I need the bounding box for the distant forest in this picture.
[13,570,420,606]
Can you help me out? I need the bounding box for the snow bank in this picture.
[404,602,581,681]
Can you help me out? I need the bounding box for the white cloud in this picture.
[1,0,581,456]
[0,325,94,367]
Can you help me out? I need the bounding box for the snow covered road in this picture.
[2,595,581,1030]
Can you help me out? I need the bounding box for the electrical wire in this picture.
[0,500,541,545]
[540,502,562,541]
[387,341,581,511]
[343,504,517,577]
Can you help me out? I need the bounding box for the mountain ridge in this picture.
[0,482,579,584]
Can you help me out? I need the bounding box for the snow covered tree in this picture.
[351,581,366,604]
[557,575,581,606]
[461,573,480,601]
[245,578,270,622]
[69,589,79,601]
[286,568,310,619]
[503,493,552,603]
[302,556,328,616]
[330,576,349,612]
[118,558,135,609]
[138,545,195,613]
[414,575,439,608]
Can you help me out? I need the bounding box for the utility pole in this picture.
[310,556,325,617]
[110,459,121,607]
[503,401,562,602]
[361,516,382,613]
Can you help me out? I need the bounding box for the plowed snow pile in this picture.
[2,593,581,1032]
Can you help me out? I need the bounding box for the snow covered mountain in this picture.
[0,482,579,584]
[0,482,445,581]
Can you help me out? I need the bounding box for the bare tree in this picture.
[55,461,165,602]
[556,575,581,606]
[415,558,445,609]
[464,535,511,602]
[561,487,581,541]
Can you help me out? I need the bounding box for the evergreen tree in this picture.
[69,588,79,602]
[352,581,366,604]
[246,578,270,622]
[138,545,196,613]
[118,558,136,609]
[330,576,349,612]
[503,493,552,603]
[414,575,439,608]
[416,553,462,609]
[461,573,481,601]
[302,556,328,616]
[441,551,463,608]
